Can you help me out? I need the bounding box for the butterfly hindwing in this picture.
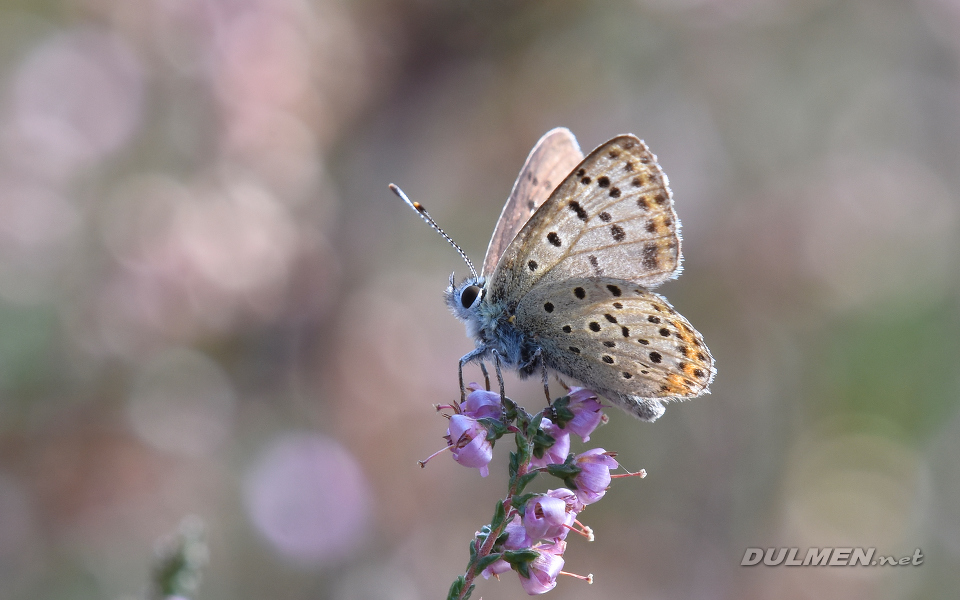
[514,277,714,418]
[482,128,584,276]
[489,135,680,310]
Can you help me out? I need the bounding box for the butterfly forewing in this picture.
[489,135,680,309]
[514,277,715,402]
[482,128,584,276]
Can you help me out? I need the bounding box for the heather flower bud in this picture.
[563,388,604,442]
[571,448,619,505]
[517,540,566,595]
[446,414,494,477]
[462,384,502,420]
[522,495,575,542]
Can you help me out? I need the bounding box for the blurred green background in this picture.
[0,0,958,599]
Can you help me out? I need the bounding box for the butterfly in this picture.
[391,128,715,421]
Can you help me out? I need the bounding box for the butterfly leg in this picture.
[479,362,491,391]
[490,349,506,402]
[458,348,487,404]
[541,357,551,405]
[529,347,551,404]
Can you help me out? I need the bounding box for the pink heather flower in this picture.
[564,388,604,442]
[518,540,566,595]
[481,556,512,579]
[503,514,533,550]
[522,494,576,542]
[546,487,584,514]
[461,385,502,420]
[446,414,494,477]
[529,418,570,469]
[572,448,619,505]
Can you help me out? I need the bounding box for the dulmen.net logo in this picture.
[741,548,924,567]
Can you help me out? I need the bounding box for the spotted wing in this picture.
[515,278,715,421]
[482,128,584,276]
[489,135,680,310]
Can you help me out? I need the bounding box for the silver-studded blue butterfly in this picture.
[391,129,715,421]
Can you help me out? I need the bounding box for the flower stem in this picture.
[449,419,536,600]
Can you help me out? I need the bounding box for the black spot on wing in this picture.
[598,212,612,222]
[647,315,661,324]
[544,302,554,313]
[562,325,572,333]
[588,255,603,275]
[597,176,610,188]
[642,243,659,270]
[649,351,662,363]
[610,224,626,242]
[609,187,621,198]
[574,287,586,299]
[602,355,614,364]
[547,232,562,247]
[606,284,622,296]
[568,201,588,221]
[589,322,601,332]
[528,260,538,271]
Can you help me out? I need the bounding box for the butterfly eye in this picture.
[460,285,482,309]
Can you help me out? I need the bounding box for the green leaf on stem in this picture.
[546,453,581,489]
[511,492,536,516]
[447,576,467,600]
[490,499,507,530]
[500,397,518,423]
[515,471,540,494]
[475,552,503,573]
[503,549,539,579]
[479,417,508,441]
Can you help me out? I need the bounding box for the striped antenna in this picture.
[390,183,479,280]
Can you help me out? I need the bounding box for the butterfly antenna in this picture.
[389,183,478,279]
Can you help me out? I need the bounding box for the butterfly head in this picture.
[445,272,487,321]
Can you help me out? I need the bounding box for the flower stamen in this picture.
[418,444,453,468]
[560,570,594,584]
